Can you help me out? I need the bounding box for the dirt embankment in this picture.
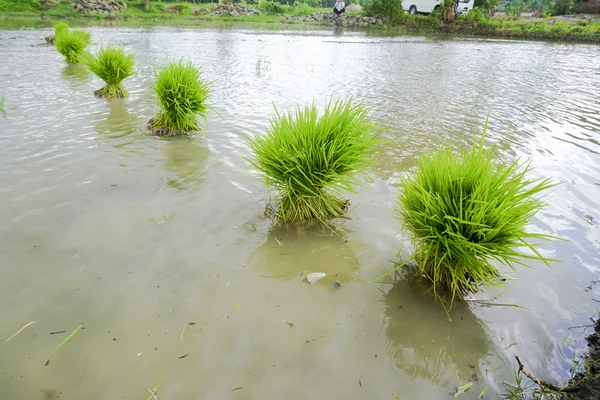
[576,0,600,14]
[566,317,600,400]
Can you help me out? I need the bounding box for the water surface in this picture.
[1,24,599,400]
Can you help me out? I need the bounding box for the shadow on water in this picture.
[94,99,141,138]
[250,223,361,288]
[61,63,90,85]
[382,276,492,386]
[163,136,210,191]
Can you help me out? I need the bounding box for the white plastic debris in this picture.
[304,272,327,284]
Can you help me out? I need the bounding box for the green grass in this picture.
[54,28,90,63]
[83,46,134,99]
[1,3,598,43]
[246,99,379,225]
[149,60,210,135]
[385,123,557,305]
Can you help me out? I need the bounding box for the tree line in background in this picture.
[138,0,592,15]
[0,0,593,16]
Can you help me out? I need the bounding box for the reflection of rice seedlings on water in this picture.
[245,98,379,227]
[94,99,140,137]
[381,122,558,308]
[61,63,90,82]
[163,137,210,190]
[149,60,211,136]
[83,46,135,99]
[55,29,90,64]
[250,224,360,287]
[382,277,490,386]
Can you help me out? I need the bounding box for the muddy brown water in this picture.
[1,23,599,400]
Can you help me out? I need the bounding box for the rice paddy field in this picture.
[0,23,599,399]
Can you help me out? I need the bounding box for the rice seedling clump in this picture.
[149,60,210,136]
[83,46,134,99]
[392,126,557,304]
[54,22,69,39]
[246,99,379,225]
[54,29,90,64]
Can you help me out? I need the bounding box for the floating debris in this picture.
[145,376,165,400]
[453,382,473,398]
[283,320,295,328]
[5,321,34,342]
[50,323,83,354]
[332,280,343,290]
[303,272,326,284]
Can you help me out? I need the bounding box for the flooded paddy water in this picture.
[0,22,599,400]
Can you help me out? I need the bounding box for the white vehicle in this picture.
[455,0,475,14]
[402,0,442,15]
[402,0,475,15]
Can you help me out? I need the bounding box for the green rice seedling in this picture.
[44,322,84,365]
[246,99,379,225]
[83,46,134,99]
[55,29,90,64]
[385,122,557,306]
[149,60,210,135]
[54,21,69,39]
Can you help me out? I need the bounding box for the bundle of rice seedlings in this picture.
[246,99,379,225]
[387,123,557,305]
[148,60,210,136]
[54,29,90,64]
[54,22,69,39]
[83,46,134,99]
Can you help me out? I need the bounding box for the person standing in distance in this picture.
[333,0,346,15]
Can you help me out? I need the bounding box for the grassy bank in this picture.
[0,0,599,42]
[394,11,600,42]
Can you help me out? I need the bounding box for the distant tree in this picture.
[144,0,149,9]
[474,0,500,15]
[442,0,455,21]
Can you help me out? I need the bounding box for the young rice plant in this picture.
[246,99,379,225]
[54,22,69,39]
[388,124,557,305]
[149,60,210,135]
[54,29,90,64]
[83,46,135,99]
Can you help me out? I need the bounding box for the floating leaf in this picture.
[478,386,489,398]
[50,323,83,355]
